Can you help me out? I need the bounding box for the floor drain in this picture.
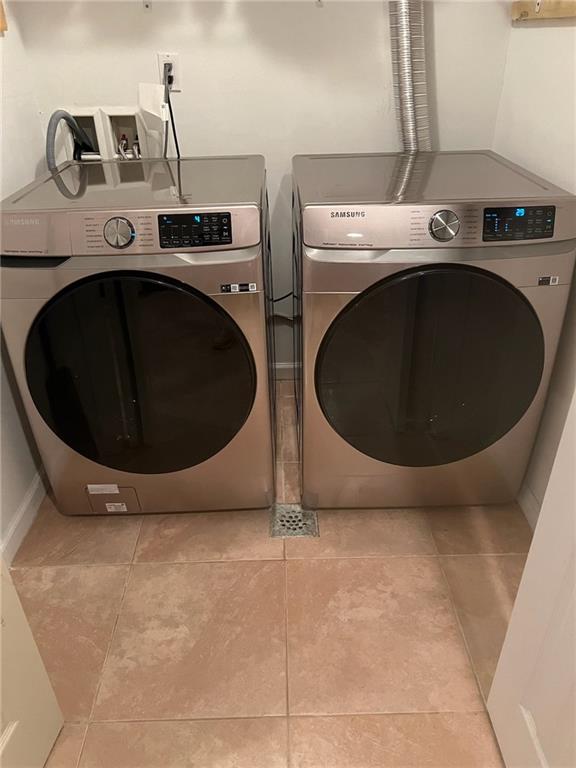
[271,504,319,538]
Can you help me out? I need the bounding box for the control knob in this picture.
[103,217,136,249]
[429,210,460,242]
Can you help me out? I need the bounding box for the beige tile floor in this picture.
[11,381,533,768]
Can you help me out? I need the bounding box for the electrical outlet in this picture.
[157,52,181,93]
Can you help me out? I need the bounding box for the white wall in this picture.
[493,20,576,195]
[0,5,46,561]
[493,19,576,527]
[431,0,510,150]
[8,0,511,362]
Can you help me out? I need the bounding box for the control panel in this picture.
[4,206,261,256]
[158,212,232,249]
[302,200,574,250]
[483,206,555,242]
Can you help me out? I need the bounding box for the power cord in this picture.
[167,87,181,159]
[162,62,181,159]
[273,291,294,303]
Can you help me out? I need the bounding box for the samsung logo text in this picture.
[8,217,42,226]
[330,211,366,219]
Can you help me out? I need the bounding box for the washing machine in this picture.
[1,156,275,515]
[293,150,576,509]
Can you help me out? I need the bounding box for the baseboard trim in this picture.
[274,362,295,380]
[517,482,541,531]
[1,470,46,564]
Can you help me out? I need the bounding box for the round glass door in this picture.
[26,271,256,474]
[315,265,544,467]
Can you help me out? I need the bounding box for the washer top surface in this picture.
[3,155,265,212]
[1,156,265,257]
[293,150,571,206]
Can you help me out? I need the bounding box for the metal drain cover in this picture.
[271,504,319,537]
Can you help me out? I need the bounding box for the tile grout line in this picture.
[423,511,519,712]
[284,553,440,562]
[280,461,286,504]
[427,551,530,558]
[284,392,297,767]
[72,724,89,768]
[88,714,288,724]
[423,513,488,709]
[435,550,527,712]
[85,563,134,733]
[83,708,489,725]
[284,706,489,718]
[128,515,145,565]
[96,505,142,765]
[10,555,286,569]
[22,552,521,570]
[121,555,286,567]
[283,556,292,768]
[285,715,291,768]
[432,551,490,711]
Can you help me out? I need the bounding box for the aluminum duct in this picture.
[389,0,432,153]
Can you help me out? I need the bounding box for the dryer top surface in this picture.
[293,150,573,207]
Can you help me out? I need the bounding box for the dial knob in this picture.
[103,217,135,249]
[429,210,460,242]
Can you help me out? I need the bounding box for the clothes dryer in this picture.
[293,151,576,508]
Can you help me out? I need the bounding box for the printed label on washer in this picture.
[538,276,560,286]
[220,283,257,293]
[87,484,119,495]
[106,502,128,512]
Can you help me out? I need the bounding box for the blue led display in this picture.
[483,206,555,241]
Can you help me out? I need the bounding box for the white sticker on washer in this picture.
[87,484,119,495]
[106,502,128,512]
[538,276,560,287]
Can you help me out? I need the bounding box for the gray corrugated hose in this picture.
[45,110,95,174]
[389,0,432,153]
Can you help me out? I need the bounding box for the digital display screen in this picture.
[483,206,555,242]
[158,212,232,248]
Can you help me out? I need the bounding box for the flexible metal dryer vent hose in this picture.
[45,110,95,174]
[389,0,432,153]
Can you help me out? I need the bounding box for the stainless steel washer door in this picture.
[315,264,545,467]
[25,271,257,474]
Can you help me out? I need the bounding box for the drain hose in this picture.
[45,110,95,174]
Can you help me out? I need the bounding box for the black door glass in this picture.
[315,265,544,467]
[25,271,256,474]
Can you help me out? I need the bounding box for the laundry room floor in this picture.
[11,381,533,768]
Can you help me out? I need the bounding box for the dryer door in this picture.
[315,265,545,467]
[25,271,256,474]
